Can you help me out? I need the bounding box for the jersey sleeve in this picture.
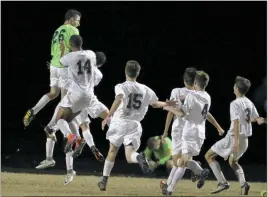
[170,89,177,100]
[230,102,240,121]
[60,53,72,67]
[147,87,159,105]
[93,68,103,86]
[181,93,194,113]
[144,147,153,161]
[114,84,125,98]
[251,104,259,119]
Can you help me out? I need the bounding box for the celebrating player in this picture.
[205,76,266,195]
[97,60,178,191]
[23,9,81,127]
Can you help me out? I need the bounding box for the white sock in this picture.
[69,122,80,137]
[187,160,203,175]
[167,167,186,192]
[66,151,73,171]
[32,95,51,115]
[57,119,72,136]
[103,160,114,176]
[235,168,246,187]
[46,138,55,159]
[130,152,139,163]
[47,103,60,128]
[82,129,95,147]
[209,161,227,184]
[167,166,178,186]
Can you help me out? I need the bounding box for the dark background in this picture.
[2,1,267,180]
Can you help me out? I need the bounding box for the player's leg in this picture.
[23,67,61,127]
[124,144,151,174]
[98,143,120,191]
[205,141,230,194]
[229,137,250,195]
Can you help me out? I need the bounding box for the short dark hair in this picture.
[69,35,83,48]
[235,76,251,95]
[147,137,158,150]
[65,9,81,21]
[125,60,141,78]
[195,70,209,89]
[95,51,107,66]
[183,67,197,86]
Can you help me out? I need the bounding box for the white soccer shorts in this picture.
[49,66,69,89]
[72,109,91,126]
[85,96,108,119]
[171,129,183,156]
[106,119,142,151]
[211,134,248,161]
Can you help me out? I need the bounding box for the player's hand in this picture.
[165,99,178,107]
[161,132,168,143]
[218,128,225,136]
[163,106,174,112]
[60,41,66,52]
[101,116,111,130]
[257,117,266,125]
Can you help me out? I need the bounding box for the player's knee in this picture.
[205,150,212,163]
[80,123,88,131]
[47,89,60,100]
[166,160,174,169]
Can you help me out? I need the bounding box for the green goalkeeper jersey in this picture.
[144,136,172,165]
[50,24,79,68]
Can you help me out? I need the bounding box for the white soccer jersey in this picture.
[227,96,259,137]
[93,67,103,87]
[181,90,211,139]
[112,81,159,122]
[60,50,96,96]
[170,87,195,132]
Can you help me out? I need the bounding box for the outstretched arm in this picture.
[207,112,224,136]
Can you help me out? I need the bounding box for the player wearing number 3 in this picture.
[97,60,178,191]
[205,76,266,195]
[23,10,81,127]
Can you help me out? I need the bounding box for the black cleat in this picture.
[211,182,230,194]
[23,109,35,128]
[241,182,250,195]
[197,168,210,189]
[160,181,168,195]
[91,146,105,162]
[98,177,108,191]
[166,191,172,196]
[191,161,201,182]
[72,138,86,159]
[44,126,57,142]
[137,152,151,174]
[64,133,79,153]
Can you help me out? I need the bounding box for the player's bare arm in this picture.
[206,112,224,136]
[250,117,266,125]
[162,111,174,140]
[151,100,177,108]
[163,106,185,117]
[101,94,124,130]
[233,119,240,153]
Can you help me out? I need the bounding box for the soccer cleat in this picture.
[160,181,168,195]
[241,182,250,195]
[166,191,172,196]
[64,133,79,153]
[72,138,86,159]
[211,182,230,194]
[23,109,35,128]
[137,152,151,174]
[64,170,76,185]
[191,161,202,182]
[44,126,57,142]
[98,177,108,191]
[197,168,210,189]
[91,146,105,162]
[36,159,56,169]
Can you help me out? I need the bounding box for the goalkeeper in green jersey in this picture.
[144,136,174,172]
[23,9,81,128]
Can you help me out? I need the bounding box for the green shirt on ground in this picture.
[50,24,79,68]
[144,136,172,165]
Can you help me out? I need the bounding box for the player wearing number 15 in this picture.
[205,76,266,195]
[23,10,81,128]
[97,60,178,191]
[163,71,211,195]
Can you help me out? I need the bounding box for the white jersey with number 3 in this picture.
[60,50,96,96]
[227,96,259,137]
[182,90,211,139]
[112,81,159,122]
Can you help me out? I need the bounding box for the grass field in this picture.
[1,172,267,196]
